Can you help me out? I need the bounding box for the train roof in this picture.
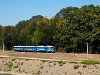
[14,46,53,47]
[14,46,36,47]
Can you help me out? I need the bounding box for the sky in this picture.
[0,0,100,26]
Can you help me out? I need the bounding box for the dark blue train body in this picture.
[14,46,54,53]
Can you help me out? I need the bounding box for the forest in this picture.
[0,4,100,53]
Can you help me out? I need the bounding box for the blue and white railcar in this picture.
[36,46,46,52]
[46,46,54,52]
[14,46,24,52]
[14,46,54,53]
[23,46,37,52]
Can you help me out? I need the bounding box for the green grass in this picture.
[57,61,66,66]
[41,60,49,63]
[81,60,100,65]
[70,60,100,65]
[70,62,80,64]
[41,60,66,66]
[49,61,53,63]
[25,59,33,61]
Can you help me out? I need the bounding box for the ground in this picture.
[0,51,100,62]
[0,51,100,75]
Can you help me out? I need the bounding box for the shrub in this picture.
[36,70,41,75]
[78,71,82,75]
[40,65,44,69]
[53,63,56,66]
[57,61,66,66]
[49,64,51,67]
[73,65,80,69]
[7,62,13,71]
[14,64,19,68]
[11,58,16,61]
[49,61,53,63]
[83,64,87,68]
[21,62,23,65]
[70,62,79,64]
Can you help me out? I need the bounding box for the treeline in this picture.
[0,5,100,53]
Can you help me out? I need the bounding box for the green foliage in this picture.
[82,60,100,65]
[0,25,3,49]
[54,4,100,53]
[3,26,15,50]
[0,5,100,53]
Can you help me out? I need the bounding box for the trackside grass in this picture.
[81,60,100,65]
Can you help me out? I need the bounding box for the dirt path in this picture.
[0,51,100,62]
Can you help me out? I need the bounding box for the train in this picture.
[14,46,54,53]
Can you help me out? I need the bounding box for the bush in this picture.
[41,60,49,63]
[74,65,80,69]
[11,58,16,61]
[83,64,87,68]
[7,62,13,71]
[57,61,66,66]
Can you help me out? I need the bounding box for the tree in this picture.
[3,26,15,50]
[0,25,3,48]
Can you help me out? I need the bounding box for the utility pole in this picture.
[3,43,4,53]
[86,42,89,60]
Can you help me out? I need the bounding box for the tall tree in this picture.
[3,26,15,50]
